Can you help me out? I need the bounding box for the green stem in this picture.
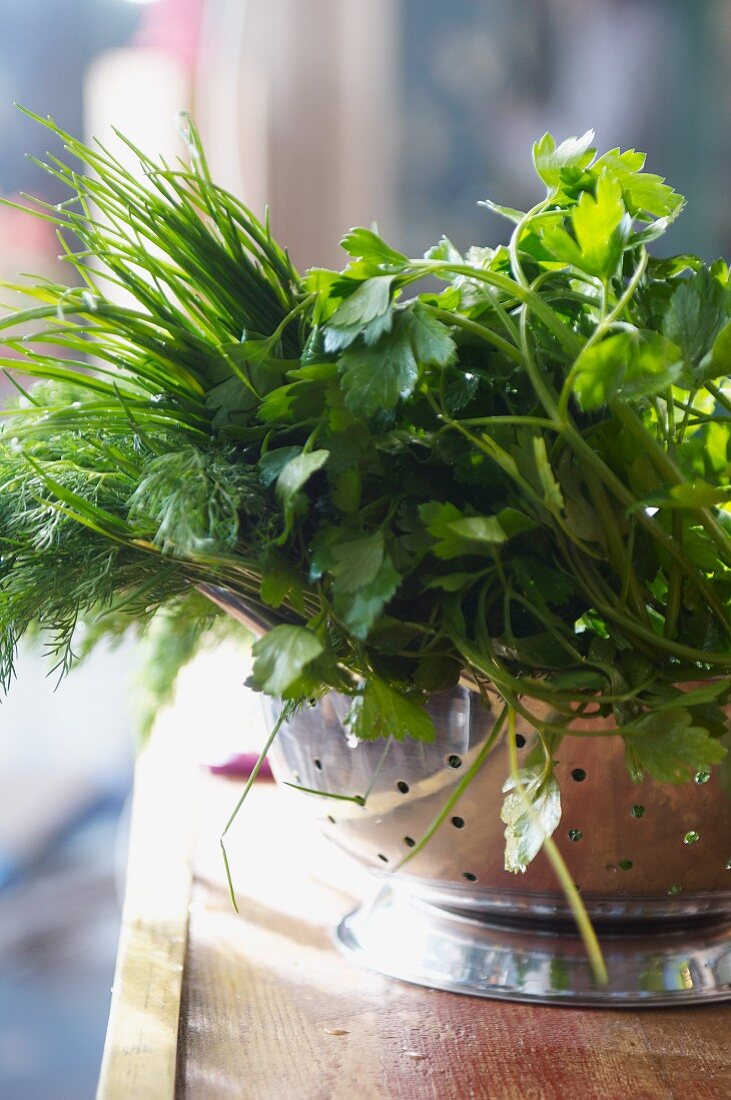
[560,422,730,632]
[609,399,731,568]
[393,705,508,871]
[665,512,683,638]
[419,260,583,357]
[557,252,648,421]
[427,307,522,363]
[707,381,731,417]
[582,468,649,625]
[505,708,608,986]
[220,709,287,912]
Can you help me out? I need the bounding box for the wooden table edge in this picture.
[96,728,200,1100]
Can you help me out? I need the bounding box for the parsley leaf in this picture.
[340,227,408,270]
[324,275,395,352]
[623,709,727,784]
[533,130,596,192]
[338,312,419,415]
[572,330,682,410]
[420,501,507,559]
[594,148,685,220]
[501,768,561,873]
[275,449,329,538]
[662,268,729,385]
[346,677,435,742]
[248,625,324,696]
[409,304,457,367]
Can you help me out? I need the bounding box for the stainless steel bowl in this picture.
[266,684,731,1005]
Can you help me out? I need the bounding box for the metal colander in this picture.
[266,684,731,1005]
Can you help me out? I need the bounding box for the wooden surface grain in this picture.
[173,774,731,1100]
[97,725,198,1100]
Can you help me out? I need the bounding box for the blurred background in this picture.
[0,1,728,1096]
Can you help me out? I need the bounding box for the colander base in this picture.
[335,883,731,1006]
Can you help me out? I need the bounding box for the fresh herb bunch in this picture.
[1,117,730,837]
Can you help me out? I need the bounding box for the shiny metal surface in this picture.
[266,685,731,1003]
[337,883,731,1006]
[198,584,282,637]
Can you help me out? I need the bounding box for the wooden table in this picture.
[97,726,731,1100]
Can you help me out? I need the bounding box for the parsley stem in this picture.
[427,306,522,363]
[609,399,731,567]
[220,708,288,912]
[560,421,731,631]
[665,512,683,638]
[392,704,508,871]
[706,381,731,417]
[419,261,583,356]
[505,708,608,987]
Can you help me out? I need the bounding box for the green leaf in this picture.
[654,680,731,710]
[662,268,729,384]
[334,553,401,639]
[248,625,324,696]
[276,449,329,504]
[623,709,727,784]
[512,556,576,605]
[330,531,385,593]
[408,304,457,367]
[424,236,463,265]
[332,278,394,328]
[478,198,525,224]
[572,330,682,410]
[258,446,300,486]
[540,175,630,277]
[257,384,298,423]
[260,553,304,611]
[704,320,731,383]
[447,516,507,544]
[338,314,419,415]
[533,130,596,191]
[413,653,462,692]
[425,571,480,592]
[311,526,402,637]
[346,677,435,742]
[495,507,538,539]
[419,501,506,559]
[275,449,329,538]
[501,768,561,873]
[340,228,407,269]
[668,481,731,508]
[331,467,362,514]
[569,174,630,277]
[594,148,685,220]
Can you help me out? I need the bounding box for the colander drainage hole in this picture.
[571,767,587,782]
[463,872,478,882]
[377,853,389,863]
[314,758,323,770]
[515,734,526,748]
[326,815,336,825]
[404,836,416,848]
[396,780,410,794]
[451,816,465,829]
[447,754,462,769]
